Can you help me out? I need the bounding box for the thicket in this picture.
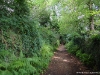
[0,0,59,75]
[65,31,100,71]
[58,0,100,71]
[1,0,100,74]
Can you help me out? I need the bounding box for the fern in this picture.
[0,70,13,75]
[10,60,25,69]
[0,0,57,74]
[12,70,18,75]
[18,69,27,75]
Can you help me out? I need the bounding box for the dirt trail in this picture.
[42,45,90,75]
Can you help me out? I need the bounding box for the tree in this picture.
[59,0,100,70]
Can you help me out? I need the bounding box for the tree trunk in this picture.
[89,16,94,30]
[88,0,95,31]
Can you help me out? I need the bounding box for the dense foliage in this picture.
[1,0,100,74]
[58,0,100,71]
[0,0,60,75]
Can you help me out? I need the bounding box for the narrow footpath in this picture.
[42,45,90,75]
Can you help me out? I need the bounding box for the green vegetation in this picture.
[0,0,59,75]
[59,0,100,71]
[0,0,100,74]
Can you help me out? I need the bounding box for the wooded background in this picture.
[0,0,100,75]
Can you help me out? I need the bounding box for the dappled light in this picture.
[63,59,70,63]
[43,45,89,75]
[53,56,70,63]
[0,0,100,75]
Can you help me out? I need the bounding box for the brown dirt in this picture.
[42,45,90,75]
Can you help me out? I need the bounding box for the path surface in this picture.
[42,45,89,75]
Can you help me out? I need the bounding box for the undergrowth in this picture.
[0,0,59,75]
[0,27,57,75]
[0,44,53,75]
[65,33,99,70]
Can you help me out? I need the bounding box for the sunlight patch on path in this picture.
[53,56,70,62]
[43,45,89,75]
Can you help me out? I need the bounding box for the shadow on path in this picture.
[42,45,89,75]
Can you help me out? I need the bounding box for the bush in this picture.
[66,33,96,69]
[76,50,94,66]
[87,34,100,70]
[66,41,79,55]
[0,0,59,74]
[0,44,53,75]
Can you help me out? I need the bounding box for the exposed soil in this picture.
[42,45,91,75]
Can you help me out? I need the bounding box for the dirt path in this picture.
[42,45,90,75]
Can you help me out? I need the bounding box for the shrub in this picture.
[87,34,100,70]
[66,41,79,55]
[76,50,94,66]
[0,44,53,75]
